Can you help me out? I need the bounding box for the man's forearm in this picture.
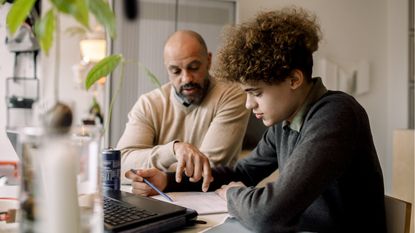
[120,142,178,183]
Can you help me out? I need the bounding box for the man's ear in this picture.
[289,69,305,90]
[207,52,212,70]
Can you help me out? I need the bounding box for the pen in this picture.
[130,169,174,202]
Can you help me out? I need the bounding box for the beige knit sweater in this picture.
[117,79,250,182]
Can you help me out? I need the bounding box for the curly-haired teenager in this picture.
[127,7,386,233]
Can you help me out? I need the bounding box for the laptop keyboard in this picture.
[103,196,158,227]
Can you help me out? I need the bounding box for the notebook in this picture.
[151,192,227,215]
[104,190,198,233]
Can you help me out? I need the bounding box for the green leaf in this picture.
[6,0,36,35]
[91,96,101,114]
[34,9,56,55]
[73,0,89,28]
[0,0,7,5]
[87,0,116,38]
[50,0,74,13]
[137,62,161,88]
[143,66,162,88]
[85,54,123,90]
[50,0,89,27]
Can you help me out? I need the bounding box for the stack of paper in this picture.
[152,192,227,215]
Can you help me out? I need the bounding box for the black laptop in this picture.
[104,190,198,233]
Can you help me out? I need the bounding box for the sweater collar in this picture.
[171,78,215,111]
[283,77,327,132]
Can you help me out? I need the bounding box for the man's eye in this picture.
[251,92,262,97]
[187,66,199,72]
[170,69,181,75]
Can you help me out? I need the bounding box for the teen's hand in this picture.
[125,168,167,196]
[215,181,246,201]
[173,142,213,192]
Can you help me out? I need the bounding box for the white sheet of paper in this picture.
[152,192,227,215]
[0,185,19,199]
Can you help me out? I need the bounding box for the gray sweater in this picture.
[166,80,386,233]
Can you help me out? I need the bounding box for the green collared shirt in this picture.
[284,77,327,132]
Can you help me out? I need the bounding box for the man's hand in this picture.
[215,181,246,201]
[125,168,167,196]
[173,142,213,192]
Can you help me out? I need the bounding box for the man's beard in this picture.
[175,78,210,106]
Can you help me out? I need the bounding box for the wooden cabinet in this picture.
[391,129,414,233]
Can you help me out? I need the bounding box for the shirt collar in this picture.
[284,77,327,132]
[173,89,191,107]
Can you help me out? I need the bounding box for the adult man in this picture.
[118,30,250,188]
[126,8,386,232]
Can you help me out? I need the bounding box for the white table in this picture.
[177,213,229,233]
[0,184,228,233]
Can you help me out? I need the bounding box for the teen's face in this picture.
[241,79,299,127]
[164,39,211,105]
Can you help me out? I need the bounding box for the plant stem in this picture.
[105,61,126,134]
[54,12,60,103]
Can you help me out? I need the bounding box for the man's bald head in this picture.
[163,30,212,106]
[164,30,208,57]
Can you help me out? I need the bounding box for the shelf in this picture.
[6,96,35,109]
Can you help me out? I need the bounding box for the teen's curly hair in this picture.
[214,7,322,85]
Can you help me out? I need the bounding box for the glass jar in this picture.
[18,125,103,233]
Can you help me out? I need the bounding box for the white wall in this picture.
[386,0,410,191]
[0,5,19,160]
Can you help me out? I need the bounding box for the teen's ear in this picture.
[289,69,305,90]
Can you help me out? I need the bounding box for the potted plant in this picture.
[4,0,117,132]
[3,0,161,133]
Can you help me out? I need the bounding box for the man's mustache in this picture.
[180,83,202,92]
